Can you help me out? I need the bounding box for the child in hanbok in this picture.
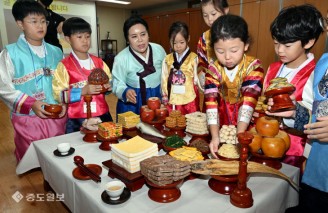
[197,0,229,90]
[204,15,264,157]
[161,21,201,115]
[0,1,66,162]
[264,4,324,168]
[52,17,112,133]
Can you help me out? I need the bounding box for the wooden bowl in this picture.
[264,86,296,112]
[44,104,62,118]
[162,138,187,153]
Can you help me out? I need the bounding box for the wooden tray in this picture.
[102,160,145,192]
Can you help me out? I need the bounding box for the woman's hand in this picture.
[209,137,220,158]
[126,89,137,104]
[103,83,112,92]
[304,116,328,142]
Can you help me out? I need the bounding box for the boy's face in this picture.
[17,13,48,46]
[273,40,313,68]
[65,32,91,56]
[213,38,249,69]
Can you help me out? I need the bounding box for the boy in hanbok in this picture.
[266,10,327,212]
[0,0,66,162]
[112,16,166,116]
[204,15,264,157]
[52,17,112,133]
[161,21,201,115]
[264,4,324,169]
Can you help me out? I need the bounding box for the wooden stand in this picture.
[102,160,145,192]
[230,132,254,208]
[249,152,282,170]
[97,134,119,151]
[265,86,296,112]
[208,175,238,195]
[145,178,183,203]
[82,95,98,143]
[164,125,186,138]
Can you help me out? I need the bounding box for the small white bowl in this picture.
[105,180,125,200]
[57,143,70,155]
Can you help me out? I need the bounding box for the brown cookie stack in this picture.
[140,155,191,186]
[165,110,186,128]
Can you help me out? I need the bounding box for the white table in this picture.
[20,132,299,213]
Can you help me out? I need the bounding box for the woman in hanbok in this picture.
[112,16,166,116]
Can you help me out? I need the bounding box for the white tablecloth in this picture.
[20,132,299,213]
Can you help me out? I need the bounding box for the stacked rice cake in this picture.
[185,111,209,135]
[111,136,158,173]
[98,122,123,139]
[117,111,140,129]
[140,155,191,186]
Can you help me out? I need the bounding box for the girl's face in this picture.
[214,38,249,69]
[202,3,225,28]
[171,32,188,56]
[17,14,48,46]
[128,23,149,57]
[273,40,310,68]
[65,32,91,59]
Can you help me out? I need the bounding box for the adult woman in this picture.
[112,16,166,116]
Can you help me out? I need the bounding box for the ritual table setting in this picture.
[16,95,300,213]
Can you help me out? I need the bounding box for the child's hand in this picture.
[209,137,220,159]
[82,84,102,95]
[126,89,137,104]
[103,83,112,92]
[265,95,296,118]
[58,104,67,118]
[32,100,50,118]
[304,116,328,142]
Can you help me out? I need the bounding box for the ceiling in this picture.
[83,0,186,10]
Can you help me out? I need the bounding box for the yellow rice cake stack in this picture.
[117,111,140,129]
[111,136,158,173]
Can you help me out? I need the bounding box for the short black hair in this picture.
[201,0,229,14]
[270,4,324,49]
[210,14,249,48]
[62,17,91,37]
[169,21,189,44]
[12,0,47,21]
[123,15,148,41]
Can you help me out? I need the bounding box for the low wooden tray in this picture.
[102,160,145,192]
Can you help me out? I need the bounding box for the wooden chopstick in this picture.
[74,162,101,183]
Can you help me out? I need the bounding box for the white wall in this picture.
[96,5,130,54]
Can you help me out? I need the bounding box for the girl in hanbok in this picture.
[197,0,229,108]
[264,4,324,169]
[161,21,201,115]
[112,16,166,116]
[204,15,264,157]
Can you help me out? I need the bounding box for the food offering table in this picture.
[18,132,299,213]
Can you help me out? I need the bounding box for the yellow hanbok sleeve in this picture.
[52,62,70,103]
